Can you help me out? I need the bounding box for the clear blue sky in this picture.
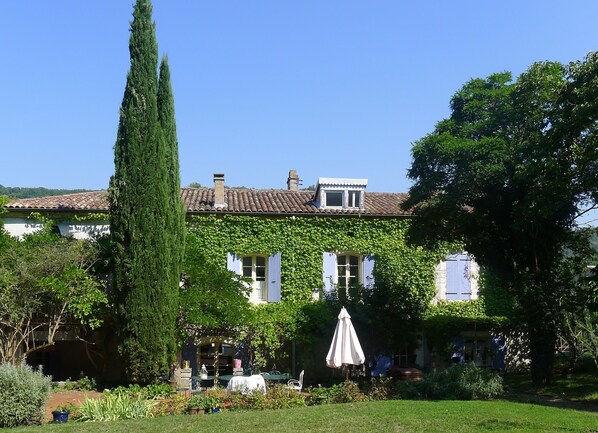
[1,1,597,194]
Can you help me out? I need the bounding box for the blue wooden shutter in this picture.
[491,335,506,372]
[446,253,471,300]
[322,252,337,294]
[450,337,465,363]
[362,254,375,289]
[227,253,242,274]
[268,253,281,302]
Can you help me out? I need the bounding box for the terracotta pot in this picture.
[188,407,199,415]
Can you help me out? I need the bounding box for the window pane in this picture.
[256,256,265,266]
[349,255,358,266]
[338,276,347,289]
[348,191,360,207]
[326,191,343,207]
[337,255,346,266]
[255,266,265,280]
[242,257,252,267]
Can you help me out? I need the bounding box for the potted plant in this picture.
[186,396,204,415]
[197,394,222,414]
[51,404,71,423]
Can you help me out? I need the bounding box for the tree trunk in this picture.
[528,323,556,386]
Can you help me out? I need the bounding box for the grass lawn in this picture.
[504,373,598,403]
[6,400,598,433]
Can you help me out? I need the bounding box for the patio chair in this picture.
[287,370,304,392]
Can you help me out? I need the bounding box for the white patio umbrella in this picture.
[326,307,365,380]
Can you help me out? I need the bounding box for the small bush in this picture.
[398,363,503,400]
[306,381,367,405]
[104,383,174,400]
[0,363,51,428]
[573,353,598,373]
[367,377,399,401]
[151,394,188,416]
[76,376,98,391]
[75,394,155,422]
[228,385,306,411]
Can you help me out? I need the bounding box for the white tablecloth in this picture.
[226,375,267,395]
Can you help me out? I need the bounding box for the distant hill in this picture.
[0,185,94,199]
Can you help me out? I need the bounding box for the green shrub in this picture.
[367,377,399,401]
[75,394,155,422]
[306,381,367,405]
[186,394,223,411]
[151,394,188,416]
[228,385,306,411]
[104,383,174,400]
[398,363,503,400]
[0,363,51,427]
[76,376,98,391]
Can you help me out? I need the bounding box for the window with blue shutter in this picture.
[227,253,242,274]
[227,252,281,303]
[491,335,506,372]
[446,253,471,300]
[268,253,281,302]
[362,254,375,289]
[322,252,374,298]
[450,337,465,364]
[322,252,337,294]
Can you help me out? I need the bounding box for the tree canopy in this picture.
[403,53,598,385]
[0,227,107,364]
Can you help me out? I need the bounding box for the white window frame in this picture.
[347,190,361,208]
[320,189,364,210]
[322,252,375,299]
[324,190,344,208]
[242,255,268,303]
[336,253,362,290]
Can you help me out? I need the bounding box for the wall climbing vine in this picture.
[186,214,447,305]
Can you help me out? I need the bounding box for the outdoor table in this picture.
[262,373,291,384]
[191,375,234,389]
[226,374,267,395]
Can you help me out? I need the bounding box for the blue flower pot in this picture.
[52,410,69,423]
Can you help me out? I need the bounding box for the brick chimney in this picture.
[287,169,300,191]
[213,173,226,208]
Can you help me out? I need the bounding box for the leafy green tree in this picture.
[403,53,598,385]
[109,0,182,383]
[179,243,252,343]
[0,228,107,364]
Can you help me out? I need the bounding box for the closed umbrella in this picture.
[326,307,365,380]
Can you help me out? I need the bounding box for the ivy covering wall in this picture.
[186,214,446,305]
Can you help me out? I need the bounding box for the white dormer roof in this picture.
[314,177,368,210]
[317,178,368,187]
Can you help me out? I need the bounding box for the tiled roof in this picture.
[5,188,411,217]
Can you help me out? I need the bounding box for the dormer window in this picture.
[315,178,368,210]
[326,191,343,207]
[348,191,361,208]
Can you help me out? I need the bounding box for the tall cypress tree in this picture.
[157,56,186,361]
[109,0,180,384]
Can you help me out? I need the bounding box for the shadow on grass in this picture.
[502,372,598,413]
